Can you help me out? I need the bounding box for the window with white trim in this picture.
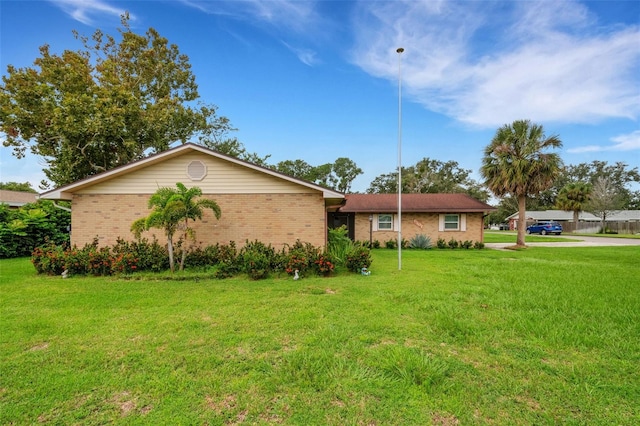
[444,214,460,230]
[378,214,393,230]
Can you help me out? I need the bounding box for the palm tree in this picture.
[481,120,563,247]
[131,183,221,272]
[556,182,592,232]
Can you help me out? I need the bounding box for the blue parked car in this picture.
[526,221,563,235]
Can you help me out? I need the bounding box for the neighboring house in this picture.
[0,190,38,208]
[506,210,640,233]
[331,193,495,244]
[39,143,345,249]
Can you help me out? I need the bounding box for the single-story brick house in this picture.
[329,193,495,245]
[39,143,345,249]
[39,143,496,249]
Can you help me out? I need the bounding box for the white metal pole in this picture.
[396,47,404,271]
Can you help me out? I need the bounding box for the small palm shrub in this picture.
[385,239,397,249]
[436,238,446,249]
[409,234,432,249]
[447,238,459,249]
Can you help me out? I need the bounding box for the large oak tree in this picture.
[1,15,233,188]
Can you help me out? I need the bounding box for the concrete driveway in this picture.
[485,234,640,250]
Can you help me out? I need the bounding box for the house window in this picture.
[378,214,393,230]
[444,214,460,230]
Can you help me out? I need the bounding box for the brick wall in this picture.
[71,193,327,249]
[353,212,485,245]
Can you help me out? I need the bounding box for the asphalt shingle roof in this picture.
[338,193,495,213]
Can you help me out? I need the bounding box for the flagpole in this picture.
[396,47,404,271]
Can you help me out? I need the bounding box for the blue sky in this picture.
[1,0,639,193]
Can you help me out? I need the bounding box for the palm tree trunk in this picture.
[517,194,527,247]
[167,233,175,273]
[573,210,579,232]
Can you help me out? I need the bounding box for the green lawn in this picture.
[483,231,581,243]
[2,248,639,425]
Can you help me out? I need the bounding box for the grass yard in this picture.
[482,231,581,243]
[1,247,639,425]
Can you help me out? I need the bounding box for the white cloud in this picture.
[568,130,640,153]
[49,0,132,25]
[180,0,320,34]
[351,0,640,128]
[281,42,320,66]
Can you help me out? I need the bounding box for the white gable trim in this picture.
[40,143,345,201]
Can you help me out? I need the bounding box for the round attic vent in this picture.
[187,160,207,181]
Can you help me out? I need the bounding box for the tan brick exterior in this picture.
[353,212,485,245]
[71,193,327,249]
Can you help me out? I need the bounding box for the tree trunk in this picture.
[167,233,175,273]
[517,194,527,247]
[573,210,579,232]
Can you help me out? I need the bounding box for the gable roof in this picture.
[0,190,38,207]
[39,143,345,201]
[338,193,495,213]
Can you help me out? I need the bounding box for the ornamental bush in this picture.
[409,234,432,249]
[345,245,372,273]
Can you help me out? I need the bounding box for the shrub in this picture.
[327,226,353,265]
[474,241,485,250]
[385,239,397,249]
[31,241,67,275]
[183,243,218,269]
[113,237,168,272]
[285,240,320,277]
[345,245,372,273]
[409,234,432,249]
[436,238,447,249]
[312,253,336,276]
[240,240,277,280]
[460,240,473,249]
[447,238,459,249]
[372,240,381,249]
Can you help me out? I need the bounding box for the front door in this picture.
[327,212,355,240]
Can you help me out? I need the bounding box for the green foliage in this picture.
[0,200,70,258]
[273,157,363,193]
[112,237,168,272]
[473,241,485,249]
[132,182,221,272]
[436,238,447,249]
[1,15,235,187]
[327,226,353,264]
[30,242,67,275]
[460,240,473,249]
[367,157,489,201]
[409,234,432,249]
[312,253,337,276]
[481,119,563,246]
[385,239,397,249]
[31,236,169,276]
[240,240,277,280]
[285,240,319,277]
[0,182,36,192]
[447,238,459,249]
[345,245,372,273]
